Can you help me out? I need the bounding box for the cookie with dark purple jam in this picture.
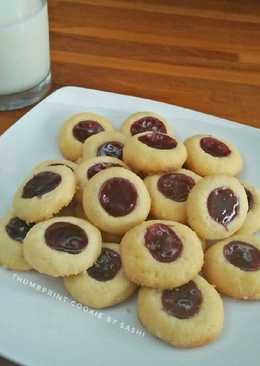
[59,112,113,161]
[187,176,248,240]
[121,111,172,137]
[144,168,201,224]
[13,165,76,223]
[0,212,33,271]
[204,234,260,300]
[123,131,187,175]
[138,275,224,348]
[121,220,203,289]
[23,217,101,277]
[83,166,150,235]
[64,243,136,309]
[83,131,126,161]
[185,134,243,177]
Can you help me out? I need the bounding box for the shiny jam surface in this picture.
[162,281,202,319]
[144,223,183,262]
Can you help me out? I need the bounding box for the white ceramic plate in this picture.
[0,87,259,366]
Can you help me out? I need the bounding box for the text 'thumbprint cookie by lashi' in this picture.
[137,275,224,348]
[0,212,33,271]
[13,165,76,223]
[237,182,260,234]
[144,169,201,223]
[120,111,173,137]
[187,175,248,240]
[64,243,137,309]
[120,220,203,289]
[23,217,101,277]
[75,156,127,201]
[204,234,260,300]
[83,167,151,235]
[184,134,243,176]
[82,131,126,161]
[58,112,113,161]
[123,131,187,175]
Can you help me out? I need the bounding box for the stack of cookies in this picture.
[1,111,260,349]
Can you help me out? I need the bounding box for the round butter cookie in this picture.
[83,167,150,235]
[24,216,101,277]
[0,212,33,271]
[204,234,260,299]
[138,275,224,348]
[83,131,126,161]
[123,131,187,174]
[144,169,201,223]
[237,182,260,234]
[184,134,243,176]
[121,220,203,289]
[187,175,248,240]
[121,111,173,137]
[13,166,76,223]
[64,243,136,309]
[59,112,113,161]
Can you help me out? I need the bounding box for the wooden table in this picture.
[1,0,260,135]
[1,0,260,365]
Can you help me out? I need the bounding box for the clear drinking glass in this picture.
[0,0,51,111]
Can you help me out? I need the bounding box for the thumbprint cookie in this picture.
[184,134,243,176]
[83,167,150,235]
[64,243,137,309]
[123,131,187,174]
[83,131,126,161]
[121,111,173,137]
[120,220,203,289]
[0,212,33,271]
[13,165,76,223]
[23,216,101,277]
[187,176,248,240]
[144,169,201,223]
[204,235,260,300]
[59,112,113,161]
[138,275,224,348]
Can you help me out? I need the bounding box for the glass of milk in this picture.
[0,0,51,111]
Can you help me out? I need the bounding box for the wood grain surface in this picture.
[1,0,260,136]
[0,1,260,365]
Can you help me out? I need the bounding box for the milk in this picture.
[0,0,50,95]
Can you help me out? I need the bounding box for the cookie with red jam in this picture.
[13,165,76,223]
[184,134,243,176]
[121,111,173,137]
[23,216,101,277]
[144,169,201,223]
[123,131,187,174]
[0,212,33,271]
[120,220,203,289]
[64,243,137,309]
[83,167,151,235]
[138,275,224,348]
[83,131,126,161]
[204,234,260,300]
[187,176,248,240]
